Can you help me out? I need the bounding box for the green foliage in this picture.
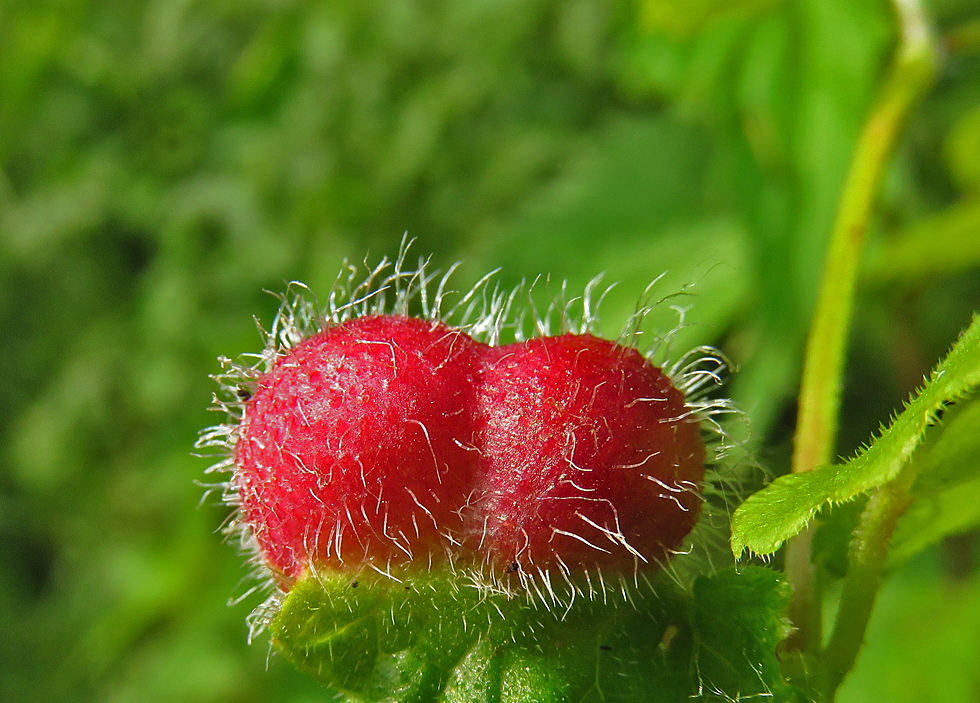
[270,566,792,702]
[691,568,797,700]
[811,499,868,580]
[731,314,980,556]
[869,200,980,281]
[887,399,980,566]
[2,0,980,701]
[890,475,980,568]
[914,398,980,493]
[944,104,980,193]
[639,0,780,38]
[838,551,980,702]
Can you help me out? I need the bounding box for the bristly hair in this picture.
[195,236,749,636]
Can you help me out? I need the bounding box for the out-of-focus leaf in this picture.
[883,397,980,568]
[914,398,980,493]
[484,116,751,354]
[889,475,980,569]
[639,0,780,38]
[810,498,868,580]
[0,156,114,262]
[944,103,980,193]
[593,219,750,356]
[867,199,980,281]
[621,0,894,449]
[838,552,980,703]
[490,116,711,265]
[732,314,980,557]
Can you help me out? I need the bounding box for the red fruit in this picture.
[471,335,704,573]
[233,315,705,586]
[234,315,484,581]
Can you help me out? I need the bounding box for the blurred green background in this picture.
[3,0,980,700]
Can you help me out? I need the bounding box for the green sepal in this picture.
[271,568,502,700]
[691,567,796,699]
[269,565,797,702]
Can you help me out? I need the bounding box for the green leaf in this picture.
[913,397,980,493]
[944,103,980,192]
[271,569,498,700]
[270,566,795,701]
[638,0,780,38]
[810,498,867,580]
[835,548,980,703]
[888,474,980,569]
[882,398,980,567]
[691,567,797,700]
[732,313,980,556]
[867,199,980,282]
[439,639,567,703]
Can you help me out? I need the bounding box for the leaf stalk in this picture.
[784,0,938,658]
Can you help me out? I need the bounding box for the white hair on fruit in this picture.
[196,236,749,636]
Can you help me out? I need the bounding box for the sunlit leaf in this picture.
[732,314,980,556]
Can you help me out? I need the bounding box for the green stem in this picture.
[820,472,916,699]
[784,0,938,655]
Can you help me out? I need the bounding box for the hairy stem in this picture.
[784,0,938,655]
